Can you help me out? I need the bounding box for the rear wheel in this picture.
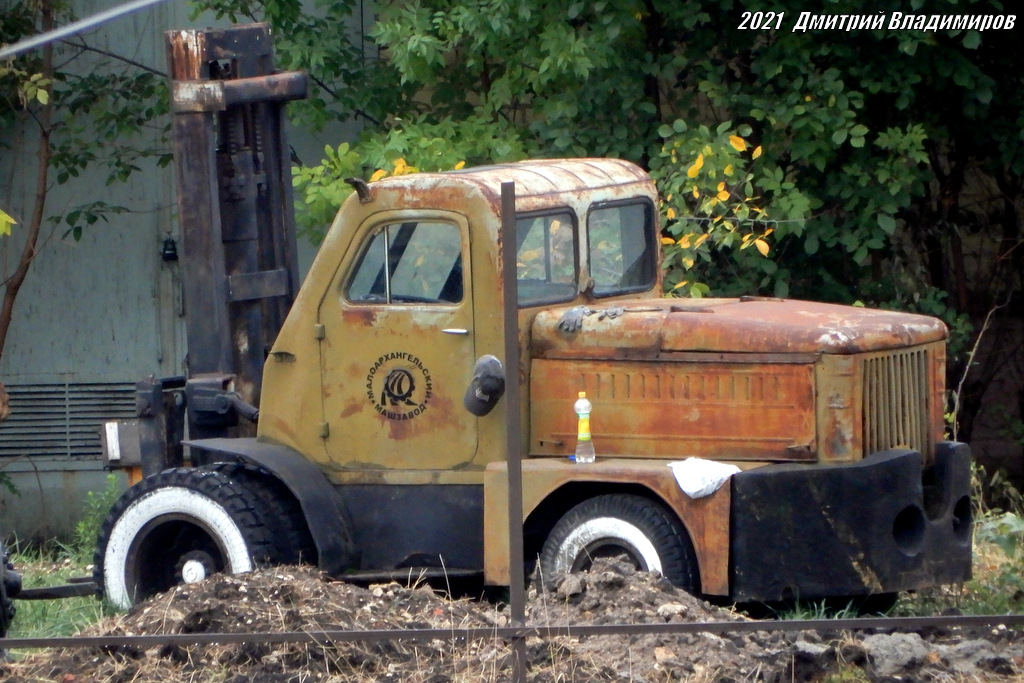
[539,494,700,592]
[94,467,278,609]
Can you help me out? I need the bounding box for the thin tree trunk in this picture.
[0,1,54,365]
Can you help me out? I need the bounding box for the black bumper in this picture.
[729,441,972,602]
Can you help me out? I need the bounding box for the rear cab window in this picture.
[587,199,658,298]
[516,211,578,307]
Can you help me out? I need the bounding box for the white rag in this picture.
[668,457,741,498]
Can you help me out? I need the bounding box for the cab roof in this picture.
[370,158,654,204]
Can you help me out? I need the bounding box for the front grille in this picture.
[862,348,932,456]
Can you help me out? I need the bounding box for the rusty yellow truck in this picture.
[93,156,971,609]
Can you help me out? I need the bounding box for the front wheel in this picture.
[539,494,700,592]
[94,467,278,609]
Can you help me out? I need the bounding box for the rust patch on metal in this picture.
[165,30,205,80]
[661,298,946,354]
[533,298,946,360]
[530,357,816,463]
[339,402,361,419]
[342,307,380,327]
[383,412,413,441]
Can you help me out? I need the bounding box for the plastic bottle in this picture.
[573,391,596,463]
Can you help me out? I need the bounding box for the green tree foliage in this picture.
[222,0,1017,324]
[296,0,1020,442]
[9,0,1019,443]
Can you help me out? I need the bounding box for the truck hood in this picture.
[531,297,947,358]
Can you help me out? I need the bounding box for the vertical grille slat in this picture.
[0,383,135,458]
[862,348,932,456]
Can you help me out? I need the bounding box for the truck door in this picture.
[318,212,477,470]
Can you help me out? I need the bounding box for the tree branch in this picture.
[0,1,54,364]
[60,36,166,77]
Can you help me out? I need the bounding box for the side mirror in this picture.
[463,355,506,417]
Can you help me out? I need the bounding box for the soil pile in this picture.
[3,560,1024,682]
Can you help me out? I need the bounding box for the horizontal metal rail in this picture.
[5,613,1024,651]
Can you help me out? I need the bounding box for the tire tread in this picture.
[93,467,278,604]
[539,493,700,593]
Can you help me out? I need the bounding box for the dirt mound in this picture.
[3,560,1024,682]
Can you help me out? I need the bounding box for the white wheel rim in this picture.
[104,487,253,609]
[555,516,662,574]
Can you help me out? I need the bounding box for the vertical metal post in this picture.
[500,182,527,682]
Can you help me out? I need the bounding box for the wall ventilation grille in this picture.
[0,383,135,458]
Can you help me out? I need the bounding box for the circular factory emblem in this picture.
[365,351,433,420]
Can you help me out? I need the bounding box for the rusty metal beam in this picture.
[172,72,309,113]
[7,613,1024,651]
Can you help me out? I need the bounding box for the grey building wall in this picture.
[0,0,365,541]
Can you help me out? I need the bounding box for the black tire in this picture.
[539,494,700,592]
[0,540,17,639]
[209,462,316,566]
[94,467,277,609]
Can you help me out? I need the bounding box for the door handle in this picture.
[442,328,469,335]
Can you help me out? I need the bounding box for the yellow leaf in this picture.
[692,186,700,198]
[678,235,691,248]
[694,234,709,247]
[729,135,747,152]
[660,237,675,245]
[686,153,704,178]
[724,164,734,176]
[716,189,730,201]
[754,238,770,256]
[717,182,725,191]
[455,160,466,170]
[752,145,763,160]
[370,169,388,182]
[666,207,676,220]
[0,209,15,236]
[671,280,688,290]
[393,157,408,174]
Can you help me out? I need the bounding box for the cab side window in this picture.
[347,221,463,304]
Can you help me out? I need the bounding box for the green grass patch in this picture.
[5,474,122,640]
[894,510,1024,616]
[6,542,113,639]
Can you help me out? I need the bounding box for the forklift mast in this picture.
[124,24,307,475]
